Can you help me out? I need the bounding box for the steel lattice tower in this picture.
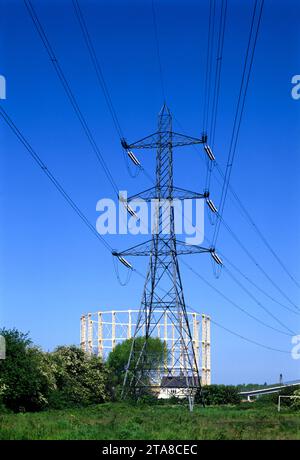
[115,104,211,410]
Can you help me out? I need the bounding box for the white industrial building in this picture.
[80,309,211,386]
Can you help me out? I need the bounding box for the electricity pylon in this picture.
[114,104,212,410]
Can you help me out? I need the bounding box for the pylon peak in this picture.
[159,102,171,117]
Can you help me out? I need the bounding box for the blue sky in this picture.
[0,0,300,385]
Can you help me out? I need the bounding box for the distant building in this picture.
[80,309,211,386]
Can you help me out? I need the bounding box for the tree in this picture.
[48,346,109,409]
[106,336,166,399]
[0,328,54,412]
[0,329,110,412]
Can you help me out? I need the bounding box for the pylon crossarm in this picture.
[125,131,162,150]
[168,131,207,147]
[125,131,207,150]
[113,240,153,257]
[128,186,208,203]
[115,240,211,258]
[127,186,156,202]
[170,186,208,200]
[172,240,211,255]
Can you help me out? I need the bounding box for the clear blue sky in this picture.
[0,0,299,385]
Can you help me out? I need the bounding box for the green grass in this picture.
[0,403,299,440]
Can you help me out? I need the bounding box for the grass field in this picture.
[0,402,299,440]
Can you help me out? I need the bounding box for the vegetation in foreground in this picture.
[0,402,300,440]
[0,328,299,440]
[0,328,242,412]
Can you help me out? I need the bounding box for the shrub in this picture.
[0,329,54,412]
[48,346,109,409]
[202,385,241,406]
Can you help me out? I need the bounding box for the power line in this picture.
[203,0,216,134]
[216,166,300,290]
[174,114,300,303]
[184,127,300,293]
[221,254,300,315]
[0,104,113,253]
[26,0,163,282]
[218,216,300,313]
[213,0,259,242]
[162,119,300,315]
[181,251,296,335]
[163,117,300,313]
[208,318,291,355]
[204,0,227,192]
[213,0,264,248]
[72,0,142,179]
[151,178,299,329]
[134,267,291,355]
[222,266,296,335]
[72,0,124,139]
[180,258,293,337]
[209,0,227,147]
[203,224,300,318]
[24,0,119,196]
